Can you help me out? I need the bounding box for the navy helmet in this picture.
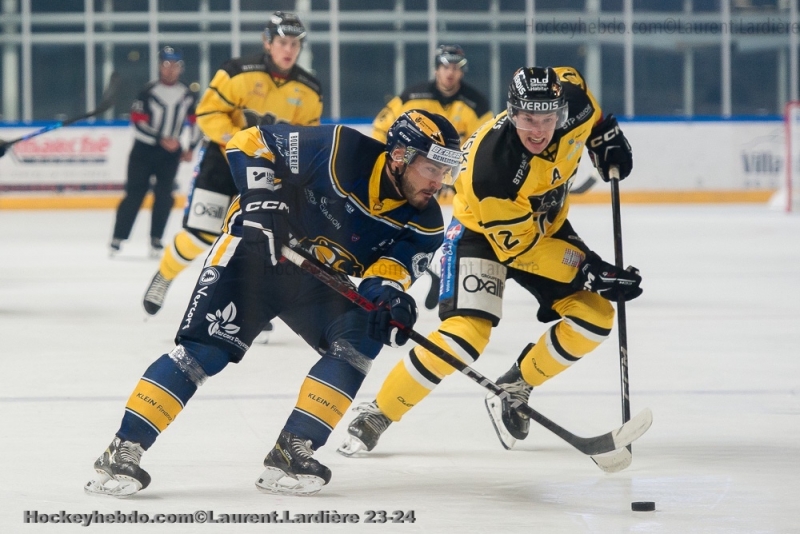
[386,110,464,185]
[264,11,307,43]
[507,67,569,130]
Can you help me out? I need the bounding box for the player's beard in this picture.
[399,174,437,209]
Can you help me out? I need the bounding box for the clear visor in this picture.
[507,103,568,131]
[405,146,463,186]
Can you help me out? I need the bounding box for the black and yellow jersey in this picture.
[372,80,492,145]
[452,67,602,272]
[224,124,443,289]
[196,53,323,148]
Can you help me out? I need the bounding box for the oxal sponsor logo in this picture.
[461,273,504,297]
[194,202,226,219]
[289,132,299,174]
[199,267,220,286]
[182,286,209,330]
[10,135,112,164]
[206,302,249,351]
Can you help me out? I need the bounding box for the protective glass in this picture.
[405,146,463,185]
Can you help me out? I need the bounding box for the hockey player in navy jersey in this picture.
[85,110,464,497]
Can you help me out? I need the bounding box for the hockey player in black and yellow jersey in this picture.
[372,45,492,146]
[85,110,465,497]
[143,11,322,319]
[339,66,642,456]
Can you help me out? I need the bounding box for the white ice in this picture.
[1,203,799,533]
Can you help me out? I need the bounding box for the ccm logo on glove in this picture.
[245,200,289,213]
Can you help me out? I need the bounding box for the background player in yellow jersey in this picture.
[142,11,322,325]
[372,45,492,146]
[338,66,642,456]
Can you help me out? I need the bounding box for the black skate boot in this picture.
[337,400,392,457]
[84,437,151,497]
[485,358,533,450]
[143,271,172,315]
[255,430,331,496]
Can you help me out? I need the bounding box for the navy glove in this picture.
[240,193,290,266]
[365,282,418,348]
[587,114,633,182]
[574,251,643,302]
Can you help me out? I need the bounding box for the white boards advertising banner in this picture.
[0,120,786,194]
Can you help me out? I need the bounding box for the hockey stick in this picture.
[280,245,652,458]
[587,165,635,473]
[424,267,440,310]
[0,72,121,152]
[571,174,598,194]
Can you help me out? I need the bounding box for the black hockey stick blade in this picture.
[1,72,121,149]
[424,267,440,310]
[280,245,653,457]
[571,174,598,194]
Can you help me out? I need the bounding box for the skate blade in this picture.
[84,472,142,498]
[484,394,517,450]
[255,467,324,496]
[336,435,369,457]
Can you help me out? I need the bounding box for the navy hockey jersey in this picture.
[221,124,444,289]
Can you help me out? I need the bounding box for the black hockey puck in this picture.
[631,501,656,512]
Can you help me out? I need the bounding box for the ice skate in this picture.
[337,400,391,457]
[485,361,533,450]
[143,271,172,315]
[255,430,331,496]
[84,437,151,498]
[253,321,274,344]
[149,237,164,259]
[109,238,122,257]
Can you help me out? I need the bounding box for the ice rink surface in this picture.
[1,203,798,533]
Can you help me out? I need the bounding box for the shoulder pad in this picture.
[292,67,323,95]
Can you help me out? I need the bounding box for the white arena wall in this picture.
[0,119,783,209]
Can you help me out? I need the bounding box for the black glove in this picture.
[574,251,643,301]
[0,141,7,159]
[366,283,418,347]
[587,114,633,182]
[240,193,290,266]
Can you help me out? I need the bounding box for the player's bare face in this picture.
[513,111,558,154]
[267,36,302,72]
[435,64,464,97]
[159,61,183,86]
[401,157,446,209]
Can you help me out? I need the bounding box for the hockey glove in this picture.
[240,192,290,266]
[363,280,419,348]
[0,141,7,159]
[574,251,643,301]
[587,114,633,182]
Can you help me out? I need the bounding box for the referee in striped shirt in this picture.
[110,47,198,257]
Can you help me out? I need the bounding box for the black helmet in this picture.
[264,11,307,43]
[435,45,468,72]
[158,46,183,63]
[507,67,568,130]
[386,110,464,185]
